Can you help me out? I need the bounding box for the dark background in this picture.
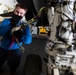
[17,0,48,20]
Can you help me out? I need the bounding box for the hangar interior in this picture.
[0,0,76,75]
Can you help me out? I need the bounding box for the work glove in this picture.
[12,27,23,41]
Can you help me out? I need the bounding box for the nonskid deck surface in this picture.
[0,35,48,75]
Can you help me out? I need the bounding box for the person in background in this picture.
[0,3,32,75]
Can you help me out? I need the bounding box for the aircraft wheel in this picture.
[22,54,42,75]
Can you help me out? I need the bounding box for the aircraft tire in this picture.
[22,54,42,75]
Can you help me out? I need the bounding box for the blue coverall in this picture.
[0,18,32,72]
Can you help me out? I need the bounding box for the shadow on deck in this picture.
[0,35,48,75]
